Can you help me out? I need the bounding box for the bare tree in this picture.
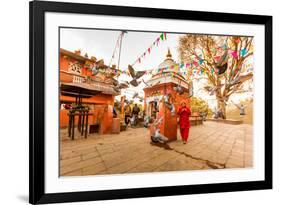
[178,35,253,119]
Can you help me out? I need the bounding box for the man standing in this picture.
[124,104,131,125]
[177,101,191,144]
[132,104,140,126]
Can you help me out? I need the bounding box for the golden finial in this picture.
[166,48,172,58]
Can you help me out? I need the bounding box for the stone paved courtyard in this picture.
[60,121,253,176]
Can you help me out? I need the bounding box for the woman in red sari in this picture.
[177,101,191,144]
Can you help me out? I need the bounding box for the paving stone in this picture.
[60,122,253,176]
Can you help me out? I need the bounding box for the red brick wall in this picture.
[59,52,115,134]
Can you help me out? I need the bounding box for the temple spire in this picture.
[166,48,172,59]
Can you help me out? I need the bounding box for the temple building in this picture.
[59,48,119,134]
[143,49,193,141]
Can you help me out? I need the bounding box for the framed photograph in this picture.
[29,1,272,204]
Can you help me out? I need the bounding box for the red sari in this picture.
[177,106,191,142]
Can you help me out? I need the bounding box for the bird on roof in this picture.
[91,64,99,76]
[173,84,185,95]
[142,79,160,88]
[128,64,146,87]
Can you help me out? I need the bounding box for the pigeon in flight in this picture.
[215,50,228,75]
[128,65,146,87]
[132,92,144,102]
[204,84,224,95]
[227,73,253,88]
[112,81,129,93]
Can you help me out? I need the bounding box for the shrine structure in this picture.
[143,49,193,141]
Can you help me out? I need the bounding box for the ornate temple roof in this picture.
[145,49,190,90]
[157,48,177,69]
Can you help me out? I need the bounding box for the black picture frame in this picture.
[29,1,272,204]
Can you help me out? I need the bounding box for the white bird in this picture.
[231,100,247,115]
[143,116,151,128]
[163,94,175,116]
[151,129,168,143]
[91,65,99,76]
[130,114,136,125]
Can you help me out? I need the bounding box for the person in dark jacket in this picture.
[131,104,140,126]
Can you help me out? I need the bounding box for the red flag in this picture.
[148,47,151,54]
[214,56,220,62]
[156,37,160,46]
[231,51,238,59]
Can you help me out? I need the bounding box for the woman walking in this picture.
[177,101,191,144]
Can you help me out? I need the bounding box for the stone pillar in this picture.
[99,105,113,134]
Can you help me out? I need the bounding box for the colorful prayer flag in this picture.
[231,51,238,59]
[240,48,247,57]
[160,33,164,41]
[214,56,220,62]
